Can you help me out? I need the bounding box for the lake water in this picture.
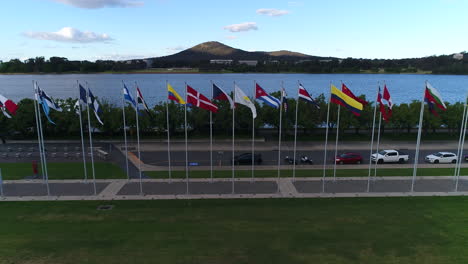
[0,73,466,106]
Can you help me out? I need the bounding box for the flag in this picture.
[213,83,234,109]
[123,83,136,108]
[281,88,288,112]
[0,102,12,118]
[73,99,80,115]
[136,86,152,117]
[330,84,363,116]
[382,85,393,118]
[37,87,62,112]
[255,83,280,108]
[377,86,389,122]
[35,86,55,125]
[424,82,447,116]
[234,84,257,118]
[342,83,368,106]
[87,88,104,125]
[0,94,18,115]
[186,85,218,113]
[79,84,87,104]
[298,83,320,108]
[168,83,186,104]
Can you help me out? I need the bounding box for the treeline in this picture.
[0,92,464,140]
[0,57,147,73]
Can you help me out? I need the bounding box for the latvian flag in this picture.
[424,82,447,116]
[298,83,319,109]
[187,85,218,113]
[255,83,280,108]
[0,94,18,116]
[212,83,234,109]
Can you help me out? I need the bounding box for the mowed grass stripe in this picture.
[0,197,466,264]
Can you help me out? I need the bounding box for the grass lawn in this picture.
[0,162,126,180]
[0,197,467,264]
[145,167,464,179]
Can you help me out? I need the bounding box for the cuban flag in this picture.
[212,83,234,109]
[87,88,104,125]
[123,83,136,108]
[298,83,320,109]
[255,83,280,108]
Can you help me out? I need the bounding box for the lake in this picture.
[0,73,466,106]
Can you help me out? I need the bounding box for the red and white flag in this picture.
[377,87,389,122]
[0,94,18,115]
[186,85,218,113]
[382,85,393,118]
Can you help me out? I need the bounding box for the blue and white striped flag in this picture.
[123,83,136,108]
[255,83,280,108]
[87,88,104,125]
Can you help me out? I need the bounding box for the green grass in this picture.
[145,167,463,179]
[0,197,467,264]
[0,162,126,180]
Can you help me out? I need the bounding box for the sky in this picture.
[1,0,468,62]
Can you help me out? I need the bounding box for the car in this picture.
[335,152,363,164]
[425,152,457,164]
[371,149,409,164]
[233,153,262,165]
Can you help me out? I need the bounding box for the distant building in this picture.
[143,59,153,68]
[210,59,233,65]
[238,60,258,66]
[453,53,464,60]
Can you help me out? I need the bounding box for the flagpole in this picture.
[121,81,130,181]
[293,81,300,182]
[184,82,189,195]
[134,82,143,195]
[373,112,382,177]
[412,81,427,192]
[455,103,466,179]
[333,104,341,181]
[166,80,172,183]
[277,81,284,193]
[85,82,97,196]
[322,82,332,192]
[367,82,379,192]
[232,82,236,194]
[33,81,49,196]
[251,80,255,183]
[32,81,45,183]
[210,80,214,183]
[455,102,468,191]
[77,80,87,182]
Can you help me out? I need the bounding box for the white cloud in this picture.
[165,46,186,54]
[23,27,113,43]
[53,0,143,9]
[223,22,258,33]
[225,36,238,40]
[92,52,158,61]
[256,8,289,16]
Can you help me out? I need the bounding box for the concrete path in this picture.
[2,176,468,201]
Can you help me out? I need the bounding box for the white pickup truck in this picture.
[371,149,409,164]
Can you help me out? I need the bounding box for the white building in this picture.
[210,59,233,65]
[238,60,258,66]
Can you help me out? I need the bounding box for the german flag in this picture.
[330,84,363,116]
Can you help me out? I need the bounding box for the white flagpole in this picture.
[184,82,189,194]
[210,80,214,183]
[32,81,45,183]
[232,82,236,194]
[373,112,382,177]
[412,81,427,192]
[85,82,97,196]
[455,102,468,191]
[251,81,255,182]
[292,81,300,182]
[77,81,87,182]
[322,82,332,192]
[367,83,379,192]
[33,81,49,196]
[166,81,172,183]
[333,104,341,181]
[134,82,143,195]
[277,81,284,193]
[455,103,466,178]
[121,81,130,181]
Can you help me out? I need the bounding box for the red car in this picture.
[335,152,363,164]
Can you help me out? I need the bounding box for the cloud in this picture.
[223,22,258,33]
[92,53,158,61]
[23,27,113,43]
[165,46,186,54]
[225,36,238,40]
[256,8,289,16]
[53,0,143,9]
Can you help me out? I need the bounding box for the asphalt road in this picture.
[139,148,466,166]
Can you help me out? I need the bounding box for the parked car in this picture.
[335,152,363,164]
[233,153,262,165]
[371,149,409,164]
[425,152,457,164]
[284,155,313,165]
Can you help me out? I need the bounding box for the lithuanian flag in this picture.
[330,84,363,116]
